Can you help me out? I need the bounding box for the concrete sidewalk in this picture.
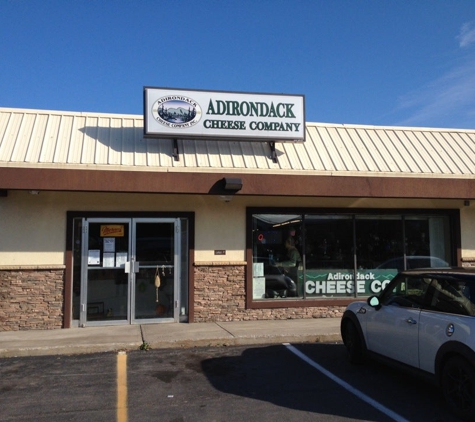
[0,318,342,358]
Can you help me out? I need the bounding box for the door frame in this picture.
[130,218,181,325]
[79,217,181,326]
[65,210,195,329]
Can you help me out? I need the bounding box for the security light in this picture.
[223,178,243,192]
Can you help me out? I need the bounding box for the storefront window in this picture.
[304,215,354,298]
[353,215,404,296]
[252,214,303,299]
[251,211,453,301]
[405,216,450,266]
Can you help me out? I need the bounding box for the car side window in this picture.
[427,278,475,316]
[382,276,429,308]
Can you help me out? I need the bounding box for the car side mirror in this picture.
[367,295,381,309]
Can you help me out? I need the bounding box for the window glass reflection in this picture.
[252,215,303,299]
[304,215,354,298]
[355,215,403,269]
[251,212,453,301]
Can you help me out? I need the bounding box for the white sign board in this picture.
[144,87,305,142]
[253,277,266,299]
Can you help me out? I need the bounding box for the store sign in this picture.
[304,270,397,296]
[144,87,305,142]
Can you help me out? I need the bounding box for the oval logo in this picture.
[152,95,202,128]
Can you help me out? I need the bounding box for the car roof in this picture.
[375,256,450,269]
[399,267,475,278]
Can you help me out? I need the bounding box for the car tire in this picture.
[342,319,365,364]
[441,355,475,421]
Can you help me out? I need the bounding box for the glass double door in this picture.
[80,218,180,326]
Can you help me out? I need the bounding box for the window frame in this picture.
[246,207,460,310]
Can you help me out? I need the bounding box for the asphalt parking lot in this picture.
[0,343,461,422]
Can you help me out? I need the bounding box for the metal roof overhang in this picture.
[1,166,475,199]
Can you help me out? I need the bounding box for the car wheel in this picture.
[342,319,364,364]
[442,356,475,421]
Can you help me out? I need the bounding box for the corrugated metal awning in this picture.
[1,107,475,179]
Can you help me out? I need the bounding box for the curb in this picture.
[146,333,342,349]
[0,333,342,358]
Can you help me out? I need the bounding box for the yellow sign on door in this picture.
[100,225,125,237]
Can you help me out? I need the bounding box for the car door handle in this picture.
[406,318,417,325]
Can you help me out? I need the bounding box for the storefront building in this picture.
[1,88,475,331]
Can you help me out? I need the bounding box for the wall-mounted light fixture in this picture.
[464,200,471,207]
[223,178,243,192]
[29,190,40,195]
[212,178,243,202]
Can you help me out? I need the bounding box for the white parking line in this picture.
[284,344,410,422]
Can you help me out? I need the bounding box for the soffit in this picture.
[1,107,475,179]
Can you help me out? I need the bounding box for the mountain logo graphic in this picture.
[152,95,202,128]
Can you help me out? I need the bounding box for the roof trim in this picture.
[1,167,475,199]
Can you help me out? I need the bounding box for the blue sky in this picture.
[1,0,475,129]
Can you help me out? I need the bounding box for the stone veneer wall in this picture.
[0,266,64,331]
[193,263,344,322]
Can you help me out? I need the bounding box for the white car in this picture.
[341,268,475,421]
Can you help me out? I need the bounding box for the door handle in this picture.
[406,318,417,325]
[124,261,140,273]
